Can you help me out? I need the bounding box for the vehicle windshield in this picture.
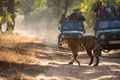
[61,21,84,32]
[98,20,120,29]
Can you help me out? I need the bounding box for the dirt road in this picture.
[0,40,120,80]
[35,45,120,80]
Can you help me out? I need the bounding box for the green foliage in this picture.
[80,0,97,27]
[20,0,46,16]
[32,0,47,16]
[0,13,14,26]
[0,0,16,26]
[0,9,14,26]
[0,16,3,24]
[20,0,82,24]
[6,13,14,25]
[80,0,120,28]
[17,0,120,28]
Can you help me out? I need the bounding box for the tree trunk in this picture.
[56,0,61,23]
[6,0,15,33]
[64,0,69,16]
[0,0,3,33]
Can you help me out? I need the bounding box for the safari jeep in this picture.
[58,21,85,48]
[94,17,120,52]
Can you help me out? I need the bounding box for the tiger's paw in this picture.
[89,63,92,66]
[93,64,98,66]
[68,62,73,65]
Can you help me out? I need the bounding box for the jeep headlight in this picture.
[95,31,99,36]
[78,35,82,38]
[100,35,105,39]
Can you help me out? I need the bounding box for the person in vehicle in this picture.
[98,6,111,19]
[60,14,67,23]
[67,9,86,32]
[118,4,120,16]
[94,0,102,18]
[68,9,79,21]
[110,7,117,17]
[107,3,117,17]
[68,9,86,22]
[77,11,86,22]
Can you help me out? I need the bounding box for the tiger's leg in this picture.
[69,50,80,65]
[87,50,94,65]
[93,49,100,66]
[68,56,74,65]
[73,53,80,65]
[94,55,99,66]
[68,51,75,65]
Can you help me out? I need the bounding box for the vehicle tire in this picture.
[102,49,111,53]
[58,35,62,48]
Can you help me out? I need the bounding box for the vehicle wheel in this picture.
[58,35,62,48]
[58,43,63,49]
[102,49,111,53]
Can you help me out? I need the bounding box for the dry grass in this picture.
[0,33,39,46]
[0,33,40,65]
[0,52,38,64]
[0,33,41,79]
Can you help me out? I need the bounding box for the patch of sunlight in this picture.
[36,74,60,80]
[72,63,88,66]
[0,78,7,80]
[45,49,56,54]
[91,75,116,80]
[101,62,120,66]
[108,50,120,53]
[66,76,80,80]
[49,61,69,65]
[83,67,100,75]
[40,62,49,65]
[27,34,37,38]
[45,51,53,54]
[84,71,95,74]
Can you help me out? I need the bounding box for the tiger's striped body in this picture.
[62,36,102,66]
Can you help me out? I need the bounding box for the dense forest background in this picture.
[0,0,120,33]
[20,0,120,27]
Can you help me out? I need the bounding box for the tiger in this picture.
[61,36,102,66]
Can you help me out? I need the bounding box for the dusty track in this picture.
[34,46,120,80]
[0,39,120,80]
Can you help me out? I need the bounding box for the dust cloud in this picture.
[15,15,95,47]
[85,27,94,36]
[15,15,60,47]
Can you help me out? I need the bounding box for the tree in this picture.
[64,0,69,16]
[0,0,17,33]
[0,0,3,33]
[20,0,46,19]
[6,0,15,32]
[20,0,78,24]
[17,0,120,29]
[80,0,97,28]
